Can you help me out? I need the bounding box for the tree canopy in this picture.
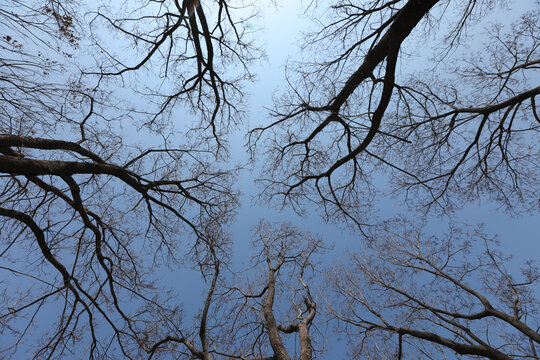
[0,0,538,359]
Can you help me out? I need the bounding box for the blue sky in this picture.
[222,1,540,357]
[1,0,538,358]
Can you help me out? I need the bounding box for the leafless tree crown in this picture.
[1,0,538,359]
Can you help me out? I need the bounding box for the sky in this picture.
[229,0,539,263]
[226,0,540,356]
[1,0,539,358]
[231,1,540,356]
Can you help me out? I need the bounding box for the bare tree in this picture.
[246,2,539,357]
[210,221,324,360]
[0,0,257,358]
[86,0,261,149]
[328,218,539,359]
[1,0,538,359]
[139,221,324,360]
[249,0,539,224]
